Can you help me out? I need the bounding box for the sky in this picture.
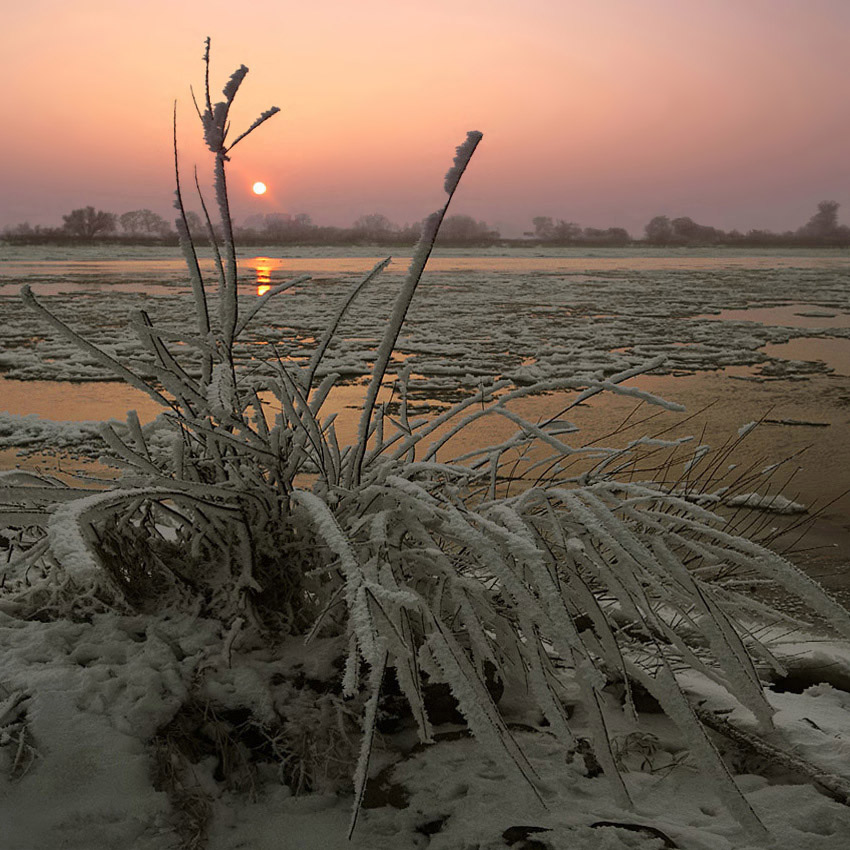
[3,0,849,237]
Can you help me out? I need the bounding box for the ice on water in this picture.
[1,249,848,394]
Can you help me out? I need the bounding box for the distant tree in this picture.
[644,215,673,245]
[352,213,397,239]
[742,229,780,245]
[670,216,698,241]
[530,217,582,242]
[531,218,629,245]
[399,221,422,242]
[582,226,631,245]
[798,200,841,239]
[62,206,117,239]
[119,209,172,237]
[553,221,582,241]
[239,212,316,242]
[261,213,293,237]
[0,222,58,244]
[242,213,266,231]
[184,211,205,237]
[581,227,604,240]
[436,214,499,244]
[4,222,36,237]
[603,227,630,244]
[532,216,555,239]
[670,216,725,245]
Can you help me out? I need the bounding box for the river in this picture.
[1,245,849,598]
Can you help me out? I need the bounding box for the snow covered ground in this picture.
[3,610,850,849]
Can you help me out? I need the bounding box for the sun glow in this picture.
[252,181,267,195]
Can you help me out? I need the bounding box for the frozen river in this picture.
[1,245,849,595]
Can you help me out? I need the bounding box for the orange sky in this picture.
[3,0,849,237]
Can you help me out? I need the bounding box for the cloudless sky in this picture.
[3,0,849,236]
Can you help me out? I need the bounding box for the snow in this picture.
[4,604,849,849]
[0,412,108,455]
[0,612,209,849]
[726,493,808,513]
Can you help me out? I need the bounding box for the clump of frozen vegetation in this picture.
[2,41,850,847]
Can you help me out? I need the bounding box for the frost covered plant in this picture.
[3,40,850,841]
[0,687,36,781]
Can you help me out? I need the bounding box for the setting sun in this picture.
[252,181,267,195]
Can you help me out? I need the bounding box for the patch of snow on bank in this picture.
[0,412,109,456]
[726,493,808,514]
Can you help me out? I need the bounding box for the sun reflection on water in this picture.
[254,257,273,296]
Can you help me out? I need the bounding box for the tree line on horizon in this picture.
[2,200,848,248]
[0,207,500,248]
[527,200,850,247]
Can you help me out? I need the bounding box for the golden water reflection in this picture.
[253,256,274,296]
